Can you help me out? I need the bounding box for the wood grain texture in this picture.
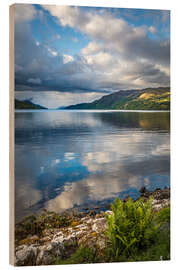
[9,4,15,266]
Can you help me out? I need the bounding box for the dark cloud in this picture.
[15,21,108,93]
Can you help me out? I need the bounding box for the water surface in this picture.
[15,110,170,222]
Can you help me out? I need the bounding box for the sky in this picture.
[14,4,170,108]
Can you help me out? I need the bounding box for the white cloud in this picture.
[155,64,170,77]
[47,47,58,56]
[42,6,129,43]
[63,54,74,64]
[42,5,169,90]
[81,41,104,55]
[85,52,115,69]
[42,5,83,29]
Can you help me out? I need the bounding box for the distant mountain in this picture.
[65,87,170,110]
[15,99,47,110]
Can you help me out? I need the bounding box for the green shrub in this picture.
[156,206,170,225]
[106,197,160,259]
[134,228,170,261]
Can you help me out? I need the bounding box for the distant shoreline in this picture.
[15,109,170,113]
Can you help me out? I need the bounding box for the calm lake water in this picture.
[15,110,170,222]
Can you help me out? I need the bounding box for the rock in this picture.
[139,186,148,194]
[31,235,39,241]
[88,210,96,216]
[97,235,107,249]
[50,241,64,256]
[77,212,85,218]
[157,190,170,200]
[155,188,162,191]
[15,245,38,266]
[92,218,107,233]
[36,246,52,265]
[86,218,93,224]
[39,236,52,244]
[36,241,64,265]
[95,213,101,219]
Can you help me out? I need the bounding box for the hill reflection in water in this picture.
[15,111,170,222]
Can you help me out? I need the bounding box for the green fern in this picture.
[106,197,161,259]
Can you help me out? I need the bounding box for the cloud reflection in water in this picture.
[15,111,170,221]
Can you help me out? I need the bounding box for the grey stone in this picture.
[15,245,38,266]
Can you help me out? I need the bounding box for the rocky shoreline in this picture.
[15,187,170,266]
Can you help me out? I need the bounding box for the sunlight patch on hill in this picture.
[139,93,155,100]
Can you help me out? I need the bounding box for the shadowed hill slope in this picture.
[15,99,47,110]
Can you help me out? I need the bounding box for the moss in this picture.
[15,212,71,246]
[91,232,97,237]
[19,235,39,245]
[71,221,80,227]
